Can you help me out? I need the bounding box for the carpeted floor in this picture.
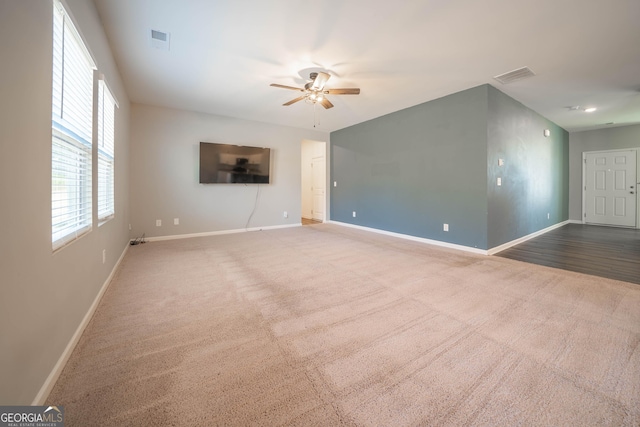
[47,224,640,426]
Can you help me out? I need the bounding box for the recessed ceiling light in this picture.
[584,107,597,113]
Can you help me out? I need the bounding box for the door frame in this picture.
[582,147,639,229]
[301,139,327,222]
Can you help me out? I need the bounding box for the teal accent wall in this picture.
[330,84,569,251]
[331,86,489,249]
[486,86,569,248]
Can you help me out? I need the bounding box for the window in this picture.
[97,79,116,222]
[51,0,96,250]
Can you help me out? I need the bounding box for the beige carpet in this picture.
[47,224,640,426]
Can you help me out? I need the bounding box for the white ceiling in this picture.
[93,0,640,133]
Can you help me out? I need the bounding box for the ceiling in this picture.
[93,0,640,133]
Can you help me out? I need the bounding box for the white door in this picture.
[312,157,325,221]
[584,150,637,227]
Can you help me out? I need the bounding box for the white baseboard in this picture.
[144,223,302,242]
[328,221,488,255]
[32,242,130,405]
[486,220,571,255]
[328,220,573,256]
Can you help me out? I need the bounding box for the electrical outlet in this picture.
[174,218,179,225]
[352,211,356,218]
[283,211,288,218]
[156,219,161,227]
[443,223,449,232]
[497,177,502,186]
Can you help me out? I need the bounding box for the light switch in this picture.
[497,177,502,186]
[498,158,504,166]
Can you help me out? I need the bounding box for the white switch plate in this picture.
[334,181,337,187]
[443,223,449,231]
[283,211,288,218]
[497,177,502,186]
[174,218,179,225]
[352,211,356,217]
[498,158,504,166]
[156,219,161,227]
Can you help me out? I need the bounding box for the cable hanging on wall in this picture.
[244,184,261,230]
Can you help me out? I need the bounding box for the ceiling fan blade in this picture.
[311,72,331,90]
[270,83,304,91]
[283,96,305,106]
[325,88,360,95]
[320,98,334,109]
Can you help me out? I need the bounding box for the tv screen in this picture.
[199,142,271,184]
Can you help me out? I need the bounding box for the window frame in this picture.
[97,77,117,224]
[51,0,97,252]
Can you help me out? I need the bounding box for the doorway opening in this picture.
[301,140,326,225]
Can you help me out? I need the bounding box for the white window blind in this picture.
[51,0,96,250]
[97,79,116,221]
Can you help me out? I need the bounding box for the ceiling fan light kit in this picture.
[270,71,360,110]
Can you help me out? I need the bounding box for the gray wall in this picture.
[487,86,569,248]
[130,104,328,238]
[569,124,640,220]
[330,84,570,251]
[0,0,130,404]
[331,86,489,249]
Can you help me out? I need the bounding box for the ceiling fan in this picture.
[270,72,360,109]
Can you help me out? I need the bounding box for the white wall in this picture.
[569,124,640,220]
[0,0,130,404]
[130,104,328,237]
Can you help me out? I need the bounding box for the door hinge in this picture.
[584,213,587,217]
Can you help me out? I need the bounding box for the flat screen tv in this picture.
[199,142,271,184]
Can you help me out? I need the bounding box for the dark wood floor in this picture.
[496,223,640,285]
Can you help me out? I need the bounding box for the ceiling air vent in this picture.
[493,66,535,84]
[150,29,170,51]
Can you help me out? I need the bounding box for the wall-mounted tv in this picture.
[199,142,271,184]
